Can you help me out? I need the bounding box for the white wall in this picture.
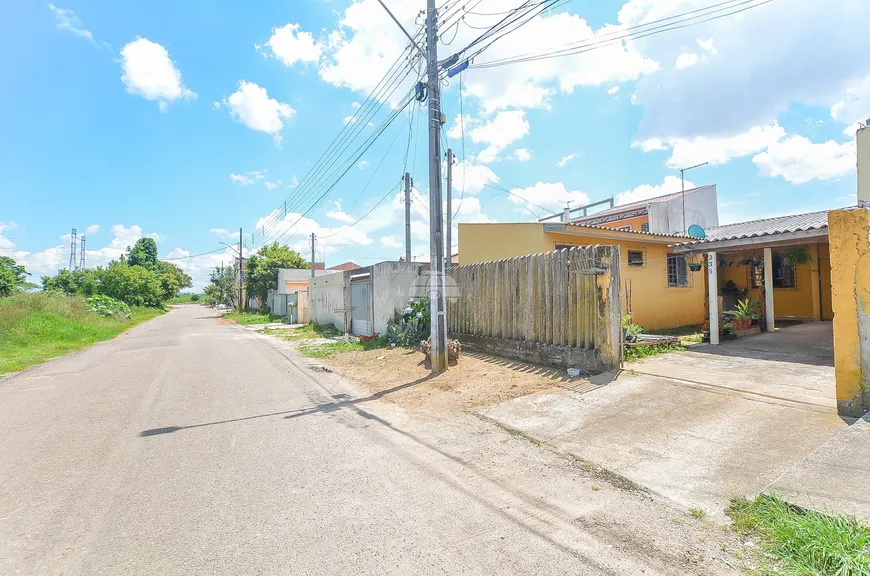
[371,262,426,334]
[859,126,870,204]
[308,273,347,331]
[649,184,719,235]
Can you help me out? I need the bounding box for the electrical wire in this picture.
[347,114,409,212]
[160,246,229,261]
[319,179,403,239]
[452,70,466,219]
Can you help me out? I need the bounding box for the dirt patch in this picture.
[321,346,578,413]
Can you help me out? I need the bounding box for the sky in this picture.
[1,0,868,289]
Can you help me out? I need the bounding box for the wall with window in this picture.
[714,243,831,320]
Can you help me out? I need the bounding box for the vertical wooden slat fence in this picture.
[447,246,622,367]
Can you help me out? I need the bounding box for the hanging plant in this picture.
[688,261,703,272]
[783,246,813,266]
[738,256,754,266]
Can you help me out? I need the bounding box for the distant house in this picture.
[278,268,336,295]
[572,185,719,236]
[327,261,361,272]
[311,262,326,271]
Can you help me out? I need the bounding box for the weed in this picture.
[298,342,364,358]
[624,343,685,362]
[728,494,870,575]
[591,486,601,492]
[690,508,706,519]
[222,311,285,325]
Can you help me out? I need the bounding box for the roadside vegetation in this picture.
[0,292,164,374]
[260,323,386,358]
[728,494,870,575]
[167,293,204,305]
[622,315,687,362]
[0,239,188,374]
[222,310,286,325]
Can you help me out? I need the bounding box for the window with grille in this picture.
[628,250,645,267]
[641,222,650,233]
[667,254,688,287]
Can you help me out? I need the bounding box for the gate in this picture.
[350,276,373,336]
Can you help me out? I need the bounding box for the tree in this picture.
[204,266,237,307]
[99,261,164,307]
[125,237,159,270]
[245,242,308,303]
[0,256,29,297]
[41,268,101,296]
[156,261,193,301]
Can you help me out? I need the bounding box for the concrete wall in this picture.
[457,222,706,330]
[859,127,870,204]
[828,207,870,417]
[648,184,719,235]
[308,272,348,331]
[370,261,426,335]
[457,334,612,373]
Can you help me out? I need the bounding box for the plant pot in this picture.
[688,263,703,272]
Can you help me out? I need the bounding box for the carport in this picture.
[671,210,832,345]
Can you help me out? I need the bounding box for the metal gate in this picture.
[350,276,373,336]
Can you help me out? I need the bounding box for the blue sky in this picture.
[1,0,867,288]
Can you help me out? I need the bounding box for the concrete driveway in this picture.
[480,322,869,519]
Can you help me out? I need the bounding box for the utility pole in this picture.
[238,228,243,310]
[445,148,453,267]
[404,172,412,263]
[426,0,448,372]
[79,236,86,269]
[68,228,77,271]
[310,233,316,278]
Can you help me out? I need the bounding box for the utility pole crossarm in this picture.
[374,0,425,58]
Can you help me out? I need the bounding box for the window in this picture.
[750,264,763,289]
[617,225,632,232]
[773,252,796,288]
[641,222,650,233]
[628,250,645,267]
[667,254,688,287]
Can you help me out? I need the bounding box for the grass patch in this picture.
[261,322,343,341]
[624,342,685,362]
[298,341,365,358]
[650,323,703,337]
[690,507,706,519]
[0,292,164,374]
[167,293,204,305]
[222,311,285,325]
[728,494,870,575]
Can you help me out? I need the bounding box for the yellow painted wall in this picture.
[828,208,870,417]
[819,243,834,320]
[457,223,705,330]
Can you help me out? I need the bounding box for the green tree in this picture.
[204,266,237,307]
[125,237,159,270]
[0,256,30,297]
[156,261,193,301]
[42,268,101,296]
[99,261,164,307]
[245,242,308,303]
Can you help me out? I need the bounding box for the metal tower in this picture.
[69,228,77,271]
[79,236,86,269]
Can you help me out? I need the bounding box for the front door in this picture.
[350,279,372,336]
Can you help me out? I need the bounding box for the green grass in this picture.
[690,507,706,519]
[624,343,685,362]
[728,494,870,575]
[297,341,365,358]
[0,292,165,374]
[166,293,204,305]
[650,323,704,337]
[221,311,285,325]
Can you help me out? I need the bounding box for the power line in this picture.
[319,179,403,239]
[160,246,228,261]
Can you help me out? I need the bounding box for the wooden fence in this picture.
[446,246,622,368]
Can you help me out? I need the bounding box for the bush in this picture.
[191,294,200,302]
[385,297,431,348]
[622,314,644,342]
[86,294,132,319]
[99,261,164,308]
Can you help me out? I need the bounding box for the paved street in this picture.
[1,306,742,575]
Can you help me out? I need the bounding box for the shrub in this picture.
[86,294,132,319]
[385,297,431,348]
[622,314,644,342]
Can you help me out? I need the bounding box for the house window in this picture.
[641,223,650,233]
[773,252,796,288]
[667,254,688,287]
[627,249,645,267]
[749,264,763,289]
[617,225,632,232]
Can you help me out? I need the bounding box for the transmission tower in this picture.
[79,235,86,269]
[69,228,77,271]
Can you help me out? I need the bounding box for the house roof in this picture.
[678,209,831,245]
[327,261,360,271]
[565,222,690,240]
[279,268,335,282]
[577,185,714,220]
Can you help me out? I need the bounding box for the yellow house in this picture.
[458,222,706,330]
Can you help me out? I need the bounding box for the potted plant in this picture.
[783,246,813,266]
[688,259,703,272]
[738,255,755,266]
[724,298,758,330]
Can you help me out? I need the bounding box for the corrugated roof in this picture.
[678,209,832,245]
[576,185,714,220]
[566,222,689,239]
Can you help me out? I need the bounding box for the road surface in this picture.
[0,306,741,575]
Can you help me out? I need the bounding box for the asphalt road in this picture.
[0,306,739,575]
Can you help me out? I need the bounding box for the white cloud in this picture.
[223,81,295,144]
[257,23,322,67]
[230,173,253,185]
[507,182,590,216]
[358,160,369,170]
[380,235,402,248]
[607,86,620,95]
[557,153,581,168]
[211,101,221,110]
[48,4,94,42]
[697,38,716,54]
[85,224,100,235]
[255,209,373,258]
[209,228,236,239]
[120,38,195,110]
[674,52,699,69]
[264,181,279,190]
[450,161,499,196]
[288,176,299,188]
[633,124,786,168]
[616,175,692,206]
[325,200,355,223]
[467,110,530,163]
[753,135,856,184]
[831,74,870,126]
[512,148,533,162]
